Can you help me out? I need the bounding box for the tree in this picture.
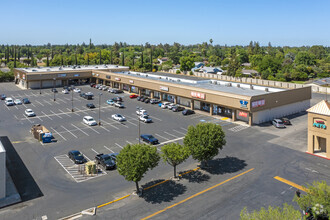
[295,51,316,66]
[209,39,213,45]
[183,123,226,166]
[161,143,190,178]
[180,56,195,72]
[240,203,301,220]
[116,144,160,193]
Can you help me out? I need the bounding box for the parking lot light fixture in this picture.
[98,93,102,126]
[136,106,141,144]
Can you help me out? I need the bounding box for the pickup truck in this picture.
[95,153,116,170]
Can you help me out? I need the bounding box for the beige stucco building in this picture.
[307,100,330,159]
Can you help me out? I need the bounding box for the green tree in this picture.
[240,203,301,220]
[116,144,160,193]
[161,143,190,178]
[180,56,195,72]
[183,123,226,166]
[295,51,316,66]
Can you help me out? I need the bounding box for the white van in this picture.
[5,98,14,106]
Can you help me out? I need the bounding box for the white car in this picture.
[112,114,126,122]
[25,109,35,117]
[14,99,22,105]
[114,102,124,108]
[83,116,97,126]
[167,103,176,110]
[62,89,69,94]
[136,109,148,116]
[139,115,152,123]
[73,88,81,93]
[161,102,171,109]
[5,98,14,106]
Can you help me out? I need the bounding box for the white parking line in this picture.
[61,125,78,138]
[155,133,170,140]
[54,155,76,181]
[50,110,62,119]
[31,103,36,107]
[126,140,132,145]
[173,129,186,135]
[63,97,71,101]
[71,124,89,136]
[50,127,67,141]
[180,127,188,131]
[41,111,53,120]
[158,136,185,146]
[151,116,162,121]
[99,126,110,132]
[91,148,99,154]
[23,114,33,123]
[67,108,80,116]
[104,146,114,153]
[80,122,100,134]
[164,131,179,138]
[115,143,123,149]
[14,105,18,109]
[35,100,44,106]
[125,120,137,126]
[101,121,120,130]
[57,99,67,104]
[58,109,71,117]
[45,100,52,105]
[4,105,10,110]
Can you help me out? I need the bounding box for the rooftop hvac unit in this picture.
[177,79,181,82]
[265,88,269,92]
[237,84,240,88]
[159,77,161,79]
[146,74,148,77]
[225,82,232,87]
[250,85,254,90]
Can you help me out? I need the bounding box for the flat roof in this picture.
[115,71,285,97]
[17,65,128,73]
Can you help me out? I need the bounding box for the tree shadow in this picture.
[141,179,186,204]
[201,156,247,175]
[179,170,210,183]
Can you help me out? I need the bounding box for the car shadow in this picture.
[179,170,210,183]
[141,179,187,204]
[201,156,247,175]
[0,136,43,203]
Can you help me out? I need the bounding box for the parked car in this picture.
[114,90,123,94]
[112,114,126,122]
[281,118,291,125]
[168,103,176,110]
[102,86,109,91]
[108,88,116,93]
[272,119,285,128]
[140,134,159,145]
[85,92,94,100]
[62,89,69,94]
[112,97,122,102]
[182,109,195,115]
[86,103,96,108]
[22,98,30,104]
[80,92,86,98]
[51,88,58,93]
[106,99,115,105]
[114,102,124,108]
[5,98,14,106]
[144,98,150,103]
[161,102,171,109]
[63,86,70,91]
[68,150,87,164]
[14,99,22,105]
[140,96,147,102]
[137,96,144,101]
[136,109,148,116]
[172,105,185,112]
[139,115,152,123]
[95,84,102,89]
[150,99,160,104]
[129,93,139,99]
[0,94,6,100]
[83,116,97,126]
[25,109,36,117]
[95,153,116,170]
[73,88,81,93]
[90,83,96,87]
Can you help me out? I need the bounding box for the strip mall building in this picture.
[14,65,311,126]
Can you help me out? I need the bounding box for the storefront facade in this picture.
[307,100,330,159]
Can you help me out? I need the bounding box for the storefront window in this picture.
[154,91,160,98]
[162,94,175,102]
[131,86,138,93]
[177,97,191,107]
[114,82,119,88]
[201,102,210,113]
[123,84,129,91]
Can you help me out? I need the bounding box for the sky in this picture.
[1,0,329,46]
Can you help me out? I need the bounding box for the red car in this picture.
[129,94,138,99]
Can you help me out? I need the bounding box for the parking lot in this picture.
[1,82,329,219]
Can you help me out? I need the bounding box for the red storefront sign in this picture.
[115,77,121,81]
[191,91,205,99]
[238,111,248,117]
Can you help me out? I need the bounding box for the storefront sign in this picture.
[191,91,205,99]
[22,74,25,80]
[252,99,265,108]
[115,77,121,81]
[160,86,169,91]
[74,74,80,77]
[129,80,134,84]
[313,119,327,129]
[58,74,67,77]
[239,100,248,108]
[238,111,248,117]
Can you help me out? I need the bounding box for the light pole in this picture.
[98,93,102,126]
[39,74,42,94]
[53,78,56,101]
[136,106,141,144]
[71,88,74,112]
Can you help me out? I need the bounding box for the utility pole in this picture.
[98,93,102,125]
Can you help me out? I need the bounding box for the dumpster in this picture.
[85,161,97,175]
[31,124,53,143]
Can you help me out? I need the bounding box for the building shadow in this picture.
[179,170,210,183]
[141,179,186,204]
[201,156,247,175]
[0,136,43,203]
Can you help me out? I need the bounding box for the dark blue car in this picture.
[22,98,30,104]
[140,134,159,145]
[0,94,6,100]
